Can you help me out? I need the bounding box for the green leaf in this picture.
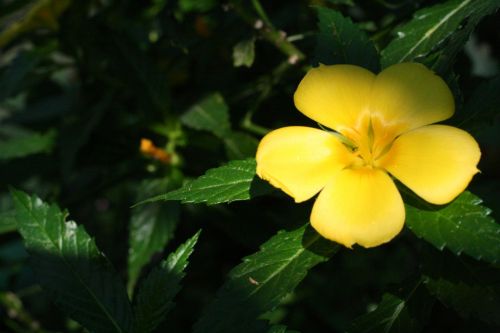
[421,248,500,326]
[181,93,231,138]
[381,0,500,69]
[348,286,434,333]
[233,38,256,68]
[0,127,56,161]
[193,224,338,333]
[128,178,180,294]
[0,210,17,234]
[314,7,379,72]
[133,231,200,333]
[137,159,273,206]
[405,191,500,264]
[223,131,258,160]
[11,190,133,333]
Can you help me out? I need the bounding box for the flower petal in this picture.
[256,126,353,203]
[379,125,481,205]
[294,64,375,132]
[310,168,405,248]
[370,63,454,135]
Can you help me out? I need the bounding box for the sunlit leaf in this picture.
[381,0,500,69]
[405,191,500,264]
[133,231,200,333]
[137,159,273,206]
[314,7,379,72]
[12,189,133,333]
[193,224,338,333]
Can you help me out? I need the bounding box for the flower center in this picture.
[340,116,397,169]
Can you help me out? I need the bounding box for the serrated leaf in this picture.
[193,224,338,333]
[0,127,56,160]
[223,131,258,160]
[181,93,231,137]
[348,286,434,333]
[425,277,500,327]
[133,231,200,333]
[314,7,379,72]
[381,0,500,69]
[233,38,256,68]
[137,159,273,206]
[421,248,500,326]
[405,191,500,264]
[11,190,133,333]
[128,178,180,294]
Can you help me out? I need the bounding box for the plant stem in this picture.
[241,61,292,136]
[230,0,305,63]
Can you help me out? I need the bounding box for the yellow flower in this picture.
[256,63,481,248]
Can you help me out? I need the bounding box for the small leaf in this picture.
[223,131,258,160]
[193,224,339,333]
[137,159,273,206]
[233,38,256,68]
[314,7,379,72]
[181,93,231,138]
[381,0,500,68]
[12,190,133,333]
[128,178,180,294]
[0,127,56,160]
[405,191,500,264]
[133,231,200,333]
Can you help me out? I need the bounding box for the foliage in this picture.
[0,1,499,332]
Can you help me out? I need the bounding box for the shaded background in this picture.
[0,0,499,332]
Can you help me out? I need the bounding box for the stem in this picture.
[241,61,292,136]
[251,0,273,27]
[230,0,305,63]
